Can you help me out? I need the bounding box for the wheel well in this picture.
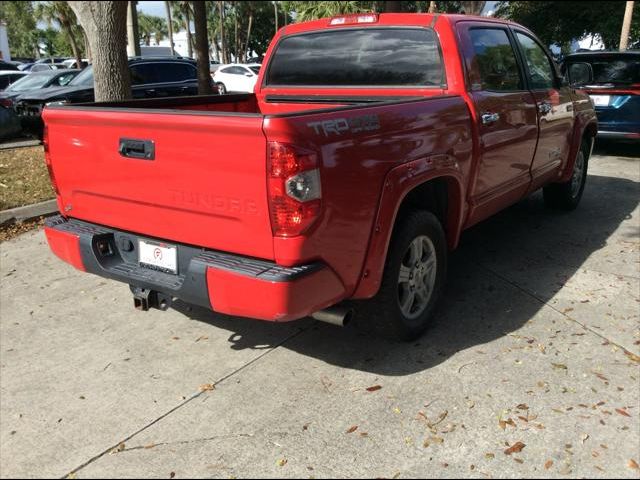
[396,177,450,235]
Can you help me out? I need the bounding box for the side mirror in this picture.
[567,62,594,87]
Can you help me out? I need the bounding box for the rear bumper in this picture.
[44,215,346,322]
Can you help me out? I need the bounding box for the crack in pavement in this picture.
[60,325,312,479]
[475,260,639,355]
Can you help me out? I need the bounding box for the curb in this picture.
[0,199,58,226]
[0,139,42,151]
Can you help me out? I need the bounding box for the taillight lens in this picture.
[267,142,322,237]
[42,125,60,195]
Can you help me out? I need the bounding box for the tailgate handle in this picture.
[119,138,155,160]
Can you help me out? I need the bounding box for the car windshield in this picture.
[569,56,640,85]
[69,66,94,86]
[5,72,55,92]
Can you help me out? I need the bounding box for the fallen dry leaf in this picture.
[625,351,640,363]
[516,404,529,410]
[615,408,631,418]
[199,383,215,392]
[552,363,568,371]
[545,460,553,469]
[170,472,175,479]
[629,459,639,470]
[366,385,382,392]
[504,442,526,455]
[514,458,524,464]
[144,443,156,449]
[346,425,358,434]
[110,442,125,454]
[485,453,495,460]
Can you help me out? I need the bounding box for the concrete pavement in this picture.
[1,144,638,478]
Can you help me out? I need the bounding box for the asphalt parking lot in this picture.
[1,142,639,479]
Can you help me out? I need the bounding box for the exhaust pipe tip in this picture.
[311,306,354,327]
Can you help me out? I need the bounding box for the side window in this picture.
[515,32,555,89]
[57,73,75,86]
[469,28,523,91]
[130,64,158,85]
[155,63,196,82]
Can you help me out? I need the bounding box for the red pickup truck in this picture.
[42,13,597,341]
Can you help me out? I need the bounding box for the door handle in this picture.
[538,101,552,115]
[481,112,500,125]
[119,138,155,160]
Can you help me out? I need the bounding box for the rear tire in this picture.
[355,210,447,342]
[543,139,590,210]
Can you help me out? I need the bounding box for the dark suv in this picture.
[15,57,211,137]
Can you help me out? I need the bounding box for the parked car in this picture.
[0,69,80,108]
[42,13,596,341]
[62,58,90,69]
[0,105,22,141]
[212,63,261,94]
[0,60,20,71]
[564,51,640,141]
[0,71,29,90]
[15,57,205,137]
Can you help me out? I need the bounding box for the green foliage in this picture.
[495,1,640,51]
[138,13,168,46]
[0,1,38,58]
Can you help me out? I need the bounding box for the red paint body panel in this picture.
[43,227,85,271]
[206,266,346,321]
[42,13,597,322]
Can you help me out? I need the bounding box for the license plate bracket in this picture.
[138,240,178,274]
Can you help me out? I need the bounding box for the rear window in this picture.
[567,56,640,85]
[266,28,444,87]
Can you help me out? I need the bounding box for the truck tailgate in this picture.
[43,108,274,260]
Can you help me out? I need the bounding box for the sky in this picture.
[138,1,167,18]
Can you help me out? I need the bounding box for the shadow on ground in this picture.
[173,153,639,375]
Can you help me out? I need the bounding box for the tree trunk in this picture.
[62,20,83,68]
[384,1,403,12]
[83,30,92,63]
[619,1,634,50]
[219,1,228,63]
[459,1,486,15]
[185,5,193,58]
[193,0,212,94]
[127,1,141,57]
[234,1,238,62]
[274,1,278,34]
[165,1,175,55]
[243,11,253,62]
[68,1,131,102]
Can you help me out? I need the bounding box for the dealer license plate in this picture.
[138,240,178,274]
[590,95,610,107]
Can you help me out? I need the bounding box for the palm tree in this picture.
[36,1,83,66]
[284,1,368,22]
[164,1,175,55]
[192,0,212,94]
[172,1,194,58]
[138,14,168,45]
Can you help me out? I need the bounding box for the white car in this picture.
[212,63,261,94]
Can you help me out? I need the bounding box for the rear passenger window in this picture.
[515,32,556,89]
[469,28,522,91]
[130,64,158,85]
[156,63,196,82]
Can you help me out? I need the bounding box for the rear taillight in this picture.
[267,142,322,237]
[42,125,60,195]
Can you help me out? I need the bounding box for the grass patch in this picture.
[0,146,54,210]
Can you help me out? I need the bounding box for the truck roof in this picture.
[280,12,518,37]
